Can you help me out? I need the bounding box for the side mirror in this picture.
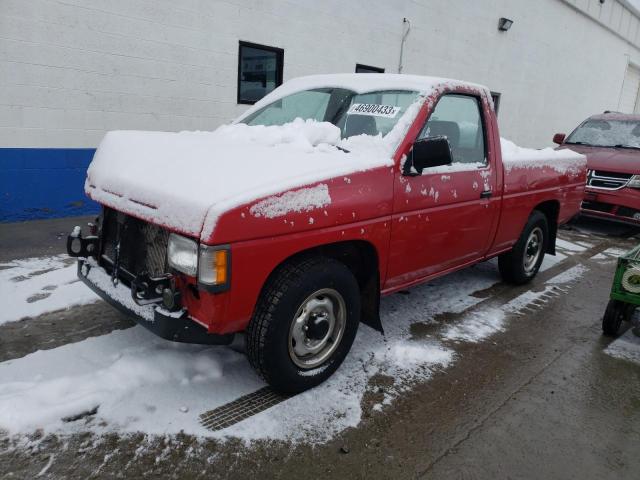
[553,133,566,145]
[404,136,453,176]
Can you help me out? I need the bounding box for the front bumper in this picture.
[77,258,234,346]
[581,187,640,226]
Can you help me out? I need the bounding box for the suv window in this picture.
[419,94,486,164]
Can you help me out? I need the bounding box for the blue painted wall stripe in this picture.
[0,148,100,223]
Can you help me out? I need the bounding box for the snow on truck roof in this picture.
[238,73,489,122]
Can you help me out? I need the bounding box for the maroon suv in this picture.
[554,112,640,226]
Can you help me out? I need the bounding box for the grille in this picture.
[100,207,170,281]
[587,170,632,190]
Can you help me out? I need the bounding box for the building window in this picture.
[355,63,385,73]
[237,41,284,105]
[491,91,501,115]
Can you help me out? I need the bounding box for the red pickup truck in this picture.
[553,112,640,225]
[67,74,586,393]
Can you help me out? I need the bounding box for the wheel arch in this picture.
[258,240,383,333]
[534,200,560,254]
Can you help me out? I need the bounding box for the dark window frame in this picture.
[355,63,385,73]
[237,41,284,105]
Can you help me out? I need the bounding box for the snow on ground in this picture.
[443,265,587,344]
[556,238,587,252]
[605,327,640,365]
[602,246,632,257]
[0,261,497,442]
[540,251,567,272]
[0,243,587,444]
[0,255,98,326]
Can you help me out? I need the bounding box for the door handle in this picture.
[480,190,492,199]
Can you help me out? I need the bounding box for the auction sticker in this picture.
[347,103,401,118]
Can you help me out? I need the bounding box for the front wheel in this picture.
[246,256,361,394]
[498,210,548,285]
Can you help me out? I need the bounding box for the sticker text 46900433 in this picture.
[347,103,401,118]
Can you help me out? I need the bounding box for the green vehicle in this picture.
[603,244,640,336]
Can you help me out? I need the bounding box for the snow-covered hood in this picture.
[86,120,394,240]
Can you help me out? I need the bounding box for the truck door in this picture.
[385,93,500,290]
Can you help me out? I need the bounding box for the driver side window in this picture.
[418,94,486,165]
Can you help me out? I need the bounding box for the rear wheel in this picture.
[246,256,360,394]
[499,211,548,285]
[602,299,632,336]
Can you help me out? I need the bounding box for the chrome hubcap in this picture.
[523,227,543,274]
[288,288,346,369]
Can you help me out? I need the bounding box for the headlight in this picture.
[167,233,198,276]
[198,245,230,287]
[627,175,640,189]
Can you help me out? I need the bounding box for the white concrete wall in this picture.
[1,0,640,148]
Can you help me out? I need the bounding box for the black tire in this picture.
[246,256,361,394]
[602,299,631,336]
[498,210,548,285]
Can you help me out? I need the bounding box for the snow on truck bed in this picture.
[500,138,585,175]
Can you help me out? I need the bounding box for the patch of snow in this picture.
[0,327,255,435]
[444,263,586,343]
[36,454,55,477]
[556,238,586,252]
[0,255,98,326]
[249,184,331,219]
[443,307,506,343]
[501,138,586,176]
[539,251,567,272]
[547,264,587,284]
[421,162,485,175]
[83,262,155,321]
[602,247,630,257]
[604,328,640,365]
[383,341,453,368]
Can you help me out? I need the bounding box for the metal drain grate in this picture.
[199,387,291,432]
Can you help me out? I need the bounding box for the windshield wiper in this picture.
[336,145,350,153]
[565,141,591,146]
[613,144,640,150]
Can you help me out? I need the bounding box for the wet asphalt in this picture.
[0,217,639,479]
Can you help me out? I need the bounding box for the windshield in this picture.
[566,119,640,148]
[240,88,420,138]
